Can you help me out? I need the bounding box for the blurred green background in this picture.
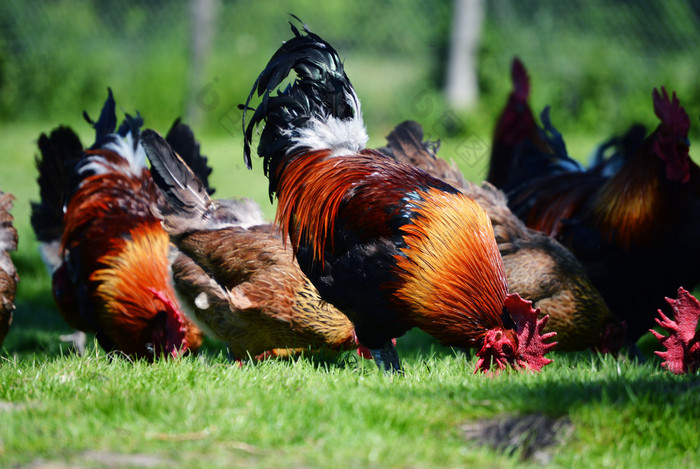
[2,0,699,141]
[1,0,699,353]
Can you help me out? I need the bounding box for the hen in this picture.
[379,121,621,352]
[242,22,556,373]
[504,87,700,344]
[141,129,366,361]
[0,190,18,348]
[31,89,205,359]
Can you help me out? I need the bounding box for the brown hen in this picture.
[141,130,362,361]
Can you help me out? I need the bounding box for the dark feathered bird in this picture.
[242,22,556,373]
[503,86,700,344]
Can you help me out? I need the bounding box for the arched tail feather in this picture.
[242,19,367,198]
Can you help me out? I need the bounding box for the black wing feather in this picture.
[165,118,215,196]
[30,126,84,243]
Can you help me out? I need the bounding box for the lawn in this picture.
[1,119,698,468]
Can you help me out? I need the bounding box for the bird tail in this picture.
[141,129,213,228]
[141,130,264,237]
[242,18,368,199]
[76,88,146,181]
[164,118,215,196]
[380,120,467,191]
[30,123,84,272]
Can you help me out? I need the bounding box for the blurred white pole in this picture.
[186,0,218,124]
[445,0,483,111]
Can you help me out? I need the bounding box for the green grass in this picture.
[2,122,699,468]
[2,350,699,468]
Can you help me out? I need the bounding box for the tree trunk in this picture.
[445,0,484,111]
[186,0,218,125]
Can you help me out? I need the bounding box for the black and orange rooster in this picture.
[141,129,371,362]
[379,121,621,352]
[501,85,700,344]
[0,190,18,348]
[31,90,205,359]
[242,22,556,373]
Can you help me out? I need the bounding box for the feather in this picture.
[165,118,215,196]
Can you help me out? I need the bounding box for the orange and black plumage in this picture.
[503,86,700,343]
[243,22,555,373]
[379,120,622,353]
[31,90,206,359]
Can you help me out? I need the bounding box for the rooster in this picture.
[31,89,205,359]
[242,22,556,373]
[141,129,372,362]
[379,121,621,352]
[504,87,700,344]
[0,190,18,348]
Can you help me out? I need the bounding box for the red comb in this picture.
[651,87,691,183]
[650,287,700,374]
[506,293,557,372]
[652,87,690,138]
[511,57,530,102]
[474,294,557,375]
[474,329,512,374]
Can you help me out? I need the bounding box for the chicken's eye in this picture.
[502,343,514,356]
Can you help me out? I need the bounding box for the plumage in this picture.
[379,121,621,352]
[243,22,556,373]
[31,89,204,359]
[141,129,361,360]
[0,191,18,348]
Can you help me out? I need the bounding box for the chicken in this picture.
[503,87,700,344]
[30,89,205,359]
[650,287,700,374]
[140,128,370,361]
[242,22,556,374]
[0,190,19,348]
[379,121,621,352]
